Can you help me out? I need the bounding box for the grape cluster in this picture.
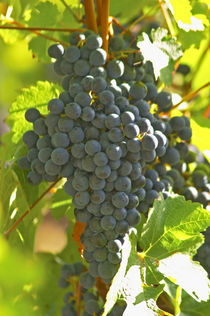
[18,30,196,297]
[58,261,126,315]
[58,262,101,316]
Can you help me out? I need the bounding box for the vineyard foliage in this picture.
[0,0,209,315]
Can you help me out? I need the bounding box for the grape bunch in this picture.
[18,30,196,302]
[58,261,101,316]
[58,261,126,316]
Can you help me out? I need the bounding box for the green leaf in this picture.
[159,253,210,301]
[150,28,182,60]
[28,1,60,27]
[43,0,80,12]
[135,283,165,305]
[34,253,66,315]
[0,132,23,164]
[168,0,192,24]
[140,195,210,260]
[6,81,61,144]
[168,0,208,32]
[110,0,156,24]
[0,29,22,44]
[51,188,73,220]
[144,257,164,285]
[137,28,182,85]
[0,235,44,315]
[160,59,174,86]
[122,266,164,316]
[0,167,18,232]
[178,29,206,49]
[180,290,210,316]
[190,114,210,157]
[28,36,51,62]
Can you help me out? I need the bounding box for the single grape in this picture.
[80,272,95,289]
[124,123,140,138]
[25,108,40,123]
[107,60,124,79]
[27,171,42,185]
[90,190,105,204]
[51,132,70,148]
[22,130,39,149]
[18,156,31,170]
[74,59,90,77]
[58,117,74,133]
[129,82,147,99]
[48,98,64,114]
[98,261,117,280]
[112,192,129,208]
[45,159,61,176]
[27,148,39,162]
[36,135,51,150]
[74,191,90,208]
[89,48,107,66]
[69,127,84,144]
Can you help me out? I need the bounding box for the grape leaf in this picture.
[28,36,51,62]
[168,0,192,24]
[190,114,210,157]
[140,195,210,260]
[6,81,61,143]
[159,253,210,302]
[168,0,207,32]
[0,167,18,232]
[134,283,165,306]
[121,266,165,315]
[43,0,80,12]
[0,235,44,315]
[28,1,60,27]
[51,188,73,220]
[110,0,156,24]
[178,29,206,49]
[0,29,22,44]
[180,290,210,316]
[34,253,66,315]
[137,28,182,85]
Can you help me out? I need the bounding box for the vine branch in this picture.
[4,177,62,238]
[172,82,210,109]
[191,43,210,82]
[0,25,85,32]
[120,3,160,36]
[83,0,98,33]
[59,0,82,23]
[95,0,102,26]
[158,0,175,37]
[101,0,110,54]
[6,19,69,46]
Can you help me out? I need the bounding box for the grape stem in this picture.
[83,0,98,33]
[4,19,69,46]
[190,43,210,83]
[77,282,82,316]
[4,177,62,238]
[0,25,86,32]
[95,0,102,26]
[101,0,110,54]
[120,3,160,36]
[158,0,175,37]
[59,0,82,23]
[112,16,135,40]
[172,82,210,109]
